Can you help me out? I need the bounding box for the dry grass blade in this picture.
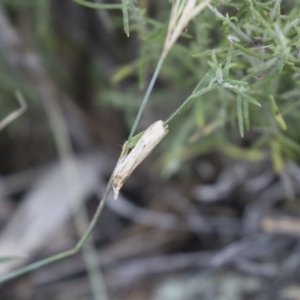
[0,91,27,132]
[163,0,211,57]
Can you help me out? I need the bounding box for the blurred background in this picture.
[1,0,300,299]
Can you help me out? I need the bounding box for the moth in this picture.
[113,120,169,200]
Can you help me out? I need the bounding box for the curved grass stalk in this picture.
[127,55,165,142]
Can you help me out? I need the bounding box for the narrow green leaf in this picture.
[145,27,167,41]
[278,134,300,154]
[242,57,280,81]
[112,63,135,84]
[224,44,233,77]
[223,143,264,161]
[236,4,249,19]
[277,59,285,74]
[73,0,122,9]
[219,90,227,127]
[211,50,218,66]
[252,8,274,34]
[234,90,262,107]
[165,69,217,125]
[192,47,227,57]
[282,98,300,116]
[195,99,205,127]
[189,84,218,100]
[231,41,270,59]
[271,139,284,172]
[236,95,244,137]
[122,0,130,37]
[252,134,271,150]
[288,64,300,74]
[269,95,287,130]
[243,98,250,130]
[226,78,248,87]
[207,60,218,71]
[189,68,216,95]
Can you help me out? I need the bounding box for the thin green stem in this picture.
[75,178,114,251]
[127,55,165,142]
[0,250,74,284]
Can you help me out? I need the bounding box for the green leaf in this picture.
[236,95,244,137]
[242,57,280,81]
[231,41,270,59]
[73,0,122,9]
[269,95,287,130]
[189,84,218,100]
[192,68,217,94]
[278,134,300,154]
[122,0,130,37]
[289,64,300,74]
[270,139,284,172]
[234,89,262,107]
[224,44,234,78]
[165,69,217,125]
[192,47,227,58]
[207,60,218,71]
[243,98,250,130]
[211,50,218,66]
[236,4,248,19]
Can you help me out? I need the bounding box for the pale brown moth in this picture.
[113,120,169,200]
